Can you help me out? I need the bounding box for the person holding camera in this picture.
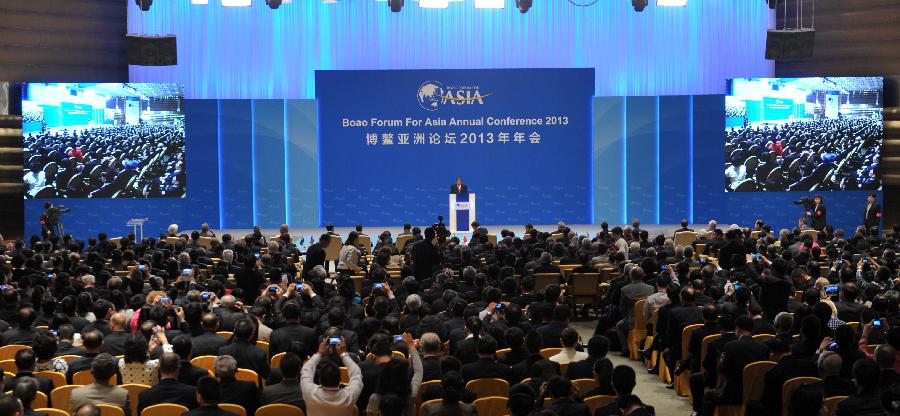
[411,227,440,281]
[805,195,827,231]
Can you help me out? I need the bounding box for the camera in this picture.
[432,215,450,243]
[373,283,383,290]
[328,337,341,345]
[201,293,210,301]
[394,335,404,343]
[495,303,504,311]
[182,268,191,276]
[793,196,815,209]
[138,265,146,271]
[825,285,839,295]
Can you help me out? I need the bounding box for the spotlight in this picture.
[389,0,403,12]
[632,0,648,12]
[516,0,531,13]
[135,0,152,11]
[266,0,282,8]
[191,0,209,4]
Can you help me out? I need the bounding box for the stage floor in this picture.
[204,223,707,243]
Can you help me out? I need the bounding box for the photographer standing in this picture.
[411,227,440,281]
[806,195,827,231]
[863,193,882,234]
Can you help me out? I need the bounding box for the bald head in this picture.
[819,352,842,377]
[875,344,897,370]
[201,313,219,331]
[110,312,126,331]
[75,404,100,416]
[221,295,236,309]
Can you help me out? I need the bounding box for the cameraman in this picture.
[805,195,827,231]
[411,227,440,281]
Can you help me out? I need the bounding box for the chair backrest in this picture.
[823,396,847,416]
[570,273,602,297]
[141,403,190,416]
[583,395,616,415]
[72,369,118,386]
[396,235,412,252]
[781,376,822,416]
[495,348,511,360]
[199,236,218,249]
[235,368,260,387]
[634,299,647,330]
[256,341,269,353]
[465,378,509,398]
[674,231,698,247]
[217,331,234,340]
[121,384,150,416]
[801,229,818,241]
[57,355,81,363]
[572,378,598,396]
[681,324,704,360]
[340,367,350,385]
[741,360,777,415]
[324,235,342,261]
[473,396,508,416]
[97,404,125,416]
[191,355,218,371]
[845,322,860,332]
[533,273,561,292]
[357,234,372,254]
[419,398,442,416]
[35,409,68,416]
[165,237,182,246]
[270,352,287,369]
[540,348,561,360]
[0,359,17,374]
[50,385,80,415]
[17,391,49,409]
[0,345,29,361]
[700,334,722,374]
[220,403,247,416]
[752,334,774,342]
[35,371,68,388]
[255,404,304,416]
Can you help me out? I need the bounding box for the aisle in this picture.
[572,322,694,416]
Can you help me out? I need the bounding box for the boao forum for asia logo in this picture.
[416,81,493,111]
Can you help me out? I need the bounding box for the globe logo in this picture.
[417,81,444,111]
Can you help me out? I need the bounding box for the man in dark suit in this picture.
[268,301,317,360]
[138,353,197,415]
[302,234,331,277]
[450,176,468,194]
[100,312,129,356]
[460,336,511,383]
[835,358,883,416]
[700,316,769,416]
[808,195,827,231]
[664,287,704,377]
[218,318,270,380]
[674,219,694,236]
[756,339,818,414]
[686,304,720,375]
[82,300,113,336]
[544,376,591,416]
[419,333,444,382]
[192,314,228,357]
[411,228,441,281]
[535,305,571,349]
[183,377,240,416]
[863,193,882,233]
[1,307,38,346]
[834,283,865,323]
[2,349,54,398]
[614,267,654,357]
[66,330,104,384]
[260,353,304,409]
[214,355,260,415]
[566,335,610,381]
[172,335,212,386]
[357,334,392,412]
[811,352,856,398]
[875,344,900,390]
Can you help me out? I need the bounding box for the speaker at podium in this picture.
[449,192,476,233]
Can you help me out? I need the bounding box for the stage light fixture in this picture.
[516,0,531,13]
[191,0,209,4]
[135,0,152,11]
[474,0,504,8]
[419,0,449,8]
[657,0,686,5]
[389,0,403,11]
[632,0,648,12]
[266,0,282,8]
[221,0,251,6]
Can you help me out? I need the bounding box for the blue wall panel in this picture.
[593,97,626,225]
[625,96,658,224]
[252,100,287,228]
[285,100,320,228]
[658,96,691,224]
[219,100,254,228]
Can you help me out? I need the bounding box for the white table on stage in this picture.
[127,218,149,241]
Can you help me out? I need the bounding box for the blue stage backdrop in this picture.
[316,69,595,226]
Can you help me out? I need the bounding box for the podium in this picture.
[449,193,476,233]
[126,218,149,241]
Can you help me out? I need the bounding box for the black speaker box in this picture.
[126,34,178,66]
[765,29,815,60]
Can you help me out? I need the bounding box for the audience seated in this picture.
[69,353,129,415]
[138,353,197,414]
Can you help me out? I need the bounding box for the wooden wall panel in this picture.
[0,0,127,82]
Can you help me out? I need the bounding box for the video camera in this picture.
[432,215,450,243]
[793,196,815,210]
